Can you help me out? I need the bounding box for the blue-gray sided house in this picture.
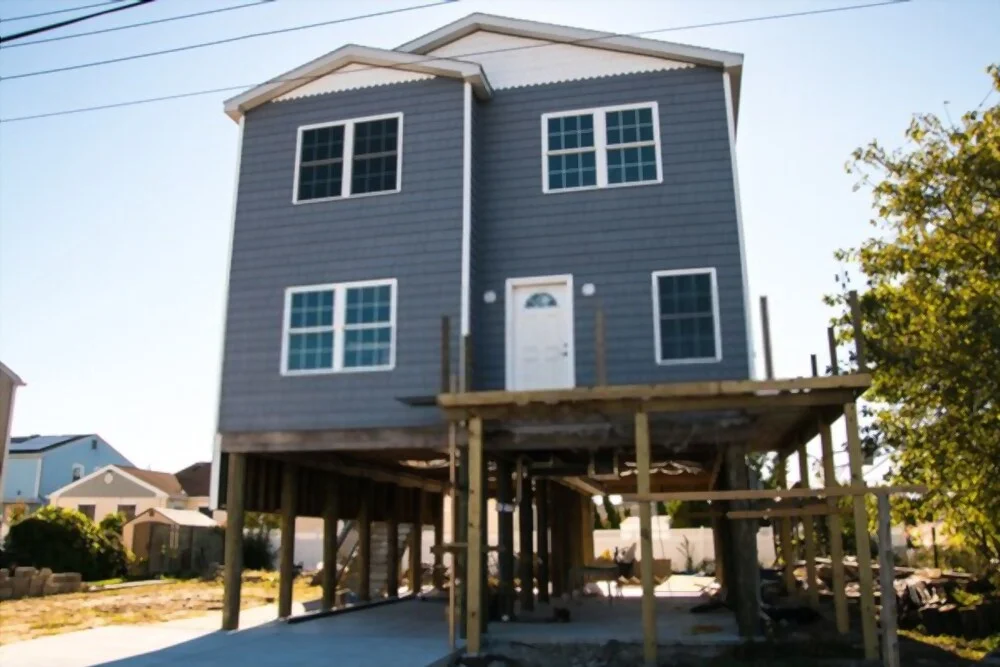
[212,13,752,504]
[1,434,133,510]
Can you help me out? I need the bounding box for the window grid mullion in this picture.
[341,121,355,199]
[595,111,608,188]
[333,287,345,371]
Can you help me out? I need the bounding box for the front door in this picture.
[507,276,574,390]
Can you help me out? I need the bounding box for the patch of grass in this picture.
[85,577,127,587]
[899,629,1000,661]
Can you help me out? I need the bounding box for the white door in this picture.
[507,276,574,390]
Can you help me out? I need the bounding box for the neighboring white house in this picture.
[0,362,25,528]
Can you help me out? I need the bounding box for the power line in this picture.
[0,0,909,123]
[0,0,153,44]
[1,0,448,79]
[1,0,273,49]
[0,1,116,23]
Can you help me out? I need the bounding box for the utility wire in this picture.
[0,0,909,123]
[0,0,153,44]
[0,1,116,23]
[1,0,448,79]
[2,0,273,49]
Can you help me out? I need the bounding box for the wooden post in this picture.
[432,503,444,590]
[846,401,878,660]
[466,416,484,655]
[410,490,424,595]
[581,494,595,565]
[221,453,246,631]
[711,513,726,586]
[457,442,468,639]
[827,326,840,375]
[497,459,515,618]
[726,445,761,638]
[797,446,820,610]
[518,469,535,611]
[775,456,796,595]
[386,489,400,598]
[635,411,657,666]
[321,479,339,611]
[810,354,819,378]
[278,462,297,619]
[550,484,566,598]
[536,478,550,603]
[760,296,774,379]
[820,420,849,634]
[447,415,458,650]
[357,482,372,603]
[848,290,867,369]
[878,494,900,667]
[595,305,607,385]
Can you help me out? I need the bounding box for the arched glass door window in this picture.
[525,292,558,309]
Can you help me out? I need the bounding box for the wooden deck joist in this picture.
[623,484,925,503]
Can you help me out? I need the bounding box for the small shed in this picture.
[126,507,222,575]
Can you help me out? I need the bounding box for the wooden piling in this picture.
[635,411,657,666]
[848,290,867,369]
[797,446,820,609]
[819,420,849,634]
[827,326,840,375]
[726,445,761,638]
[846,402,878,660]
[357,482,372,603]
[432,504,444,590]
[386,488,400,598]
[466,416,484,655]
[760,296,775,379]
[878,494,900,667]
[775,456,797,595]
[278,462,297,618]
[221,453,246,631]
[410,490,424,595]
[497,459,515,618]
[536,478,550,603]
[518,468,535,611]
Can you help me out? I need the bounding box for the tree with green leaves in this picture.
[829,64,1000,576]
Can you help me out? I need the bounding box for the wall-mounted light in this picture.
[581,283,596,297]
[483,290,497,304]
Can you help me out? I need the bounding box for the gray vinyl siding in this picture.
[219,79,464,432]
[471,68,750,389]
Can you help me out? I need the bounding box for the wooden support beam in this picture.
[410,490,424,595]
[820,420,849,634]
[536,478,550,603]
[432,501,445,590]
[775,456,796,596]
[846,402,878,661]
[560,475,605,497]
[797,445,820,610]
[726,446,761,638]
[387,489,400,598]
[496,458,515,619]
[518,468,535,612]
[456,442,468,640]
[357,483,372,603]
[878,494,900,667]
[278,462,297,618]
[623,484,925,503]
[222,453,246,631]
[321,478,338,612]
[466,416,483,655]
[635,411,657,667]
[760,296,775,379]
[711,513,726,586]
[447,415,458,649]
[595,305,607,385]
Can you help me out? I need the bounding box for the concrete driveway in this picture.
[0,600,454,667]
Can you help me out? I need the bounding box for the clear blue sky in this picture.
[1,0,997,476]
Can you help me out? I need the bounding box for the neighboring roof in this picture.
[222,44,493,122]
[0,361,25,386]
[118,466,185,496]
[174,462,211,497]
[396,13,743,122]
[10,434,91,453]
[48,464,182,499]
[129,507,218,528]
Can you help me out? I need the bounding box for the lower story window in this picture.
[652,268,721,364]
[78,504,96,521]
[282,279,396,375]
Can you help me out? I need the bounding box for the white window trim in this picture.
[71,463,85,481]
[292,112,404,205]
[541,101,663,195]
[651,268,723,366]
[280,278,398,376]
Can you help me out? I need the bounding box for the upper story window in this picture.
[281,279,397,375]
[652,268,721,365]
[293,113,402,204]
[71,463,85,481]
[542,102,661,194]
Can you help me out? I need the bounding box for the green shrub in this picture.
[3,506,132,580]
[242,531,275,570]
[99,512,126,536]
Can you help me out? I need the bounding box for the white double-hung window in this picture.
[542,102,662,193]
[281,279,397,375]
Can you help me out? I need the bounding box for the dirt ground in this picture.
[0,572,320,645]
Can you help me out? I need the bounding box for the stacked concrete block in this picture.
[0,568,11,600]
[44,572,82,595]
[0,567,82,599]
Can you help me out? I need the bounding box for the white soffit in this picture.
[426,31,693,90]
[274,63,436,102]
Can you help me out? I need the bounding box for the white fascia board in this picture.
[223,45,492,122]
